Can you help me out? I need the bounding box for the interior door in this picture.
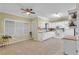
[23,23,29,39]
[5,20,29,40]
[15,22,28,39]
[5,20,15,37]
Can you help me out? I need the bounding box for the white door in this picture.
[23,23,29,39]
[4,19,29,41]
[15,22,28,39]
[31,22,37,40]
[4,20,15,37]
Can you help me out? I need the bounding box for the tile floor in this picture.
[0,38,64,55]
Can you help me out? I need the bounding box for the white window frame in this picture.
[3,18,27,36]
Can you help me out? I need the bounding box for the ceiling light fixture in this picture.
[53,14,61,17]
[26,12,31,15]
[21,8,35,15]
[51,13,62,18]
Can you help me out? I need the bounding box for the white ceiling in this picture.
[0,3,76,19]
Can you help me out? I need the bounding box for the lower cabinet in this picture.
[64,40,77,55]
[37,31,55,41]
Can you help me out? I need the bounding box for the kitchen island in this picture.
[37,31,56,41]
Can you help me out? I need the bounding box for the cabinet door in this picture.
[64,40,77,55]
[38,22,45,28]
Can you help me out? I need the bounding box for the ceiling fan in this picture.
[21,8,35,15]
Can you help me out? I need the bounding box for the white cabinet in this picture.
[64,40,77,55]
[38,31,55,41]
[76,4,79,55]
[64,29,74,36]
[38,22,45,28]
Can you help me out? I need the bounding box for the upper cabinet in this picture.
[38,21,46,28]
[68,9,77,27]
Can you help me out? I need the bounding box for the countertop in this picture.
[63,35,79,41]
[38,30,56,33]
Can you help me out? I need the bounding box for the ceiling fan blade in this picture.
[21,12,27,13]
[21,8,27,12]
[21,8,35,14]
[31,12,35,14]
[21,8,25,10]
[30,9,33,11]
